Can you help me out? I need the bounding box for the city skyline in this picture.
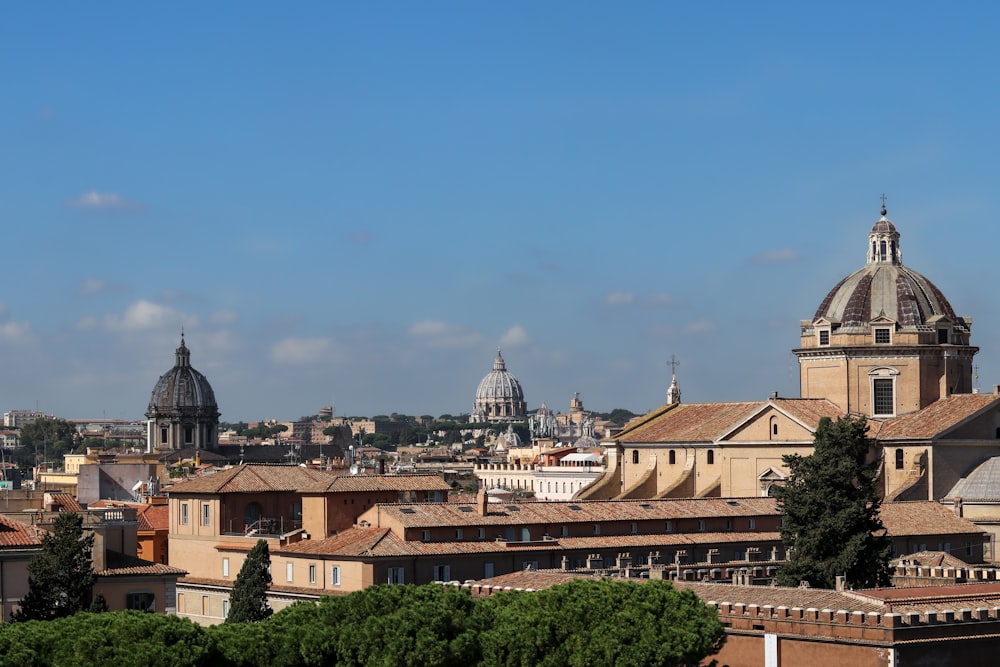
[4,4,1000,422]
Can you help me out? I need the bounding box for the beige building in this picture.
[588,205,1000,504]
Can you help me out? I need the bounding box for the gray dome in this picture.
[476,351,525,403]
[813,209,958,329]
[147,336,219,414]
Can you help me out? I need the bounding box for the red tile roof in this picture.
[619,399,843,444]
[137,504,170,532]
[97,551,187,577]
[166,464,338,494]
[880,502,986,537]
[877,393,1000,440]
[372,497,780,529]
[0,514,43,547]
[303,474,452,493]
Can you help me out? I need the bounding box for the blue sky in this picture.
[3,3,1000,422]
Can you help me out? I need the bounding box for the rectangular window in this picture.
[185,426,194,444]
[202,503,210,526]
[874,328,891,344]
[748,518,756,530]
[330,565,341,586]
[631,522,638,534]
[180,503,189,526]
[819,330,830,345]
[726,519,733,531]
[222,558,229,578]
[561,525,569,537]
[160,427,168,445]
[698,520,706,532]
[593,524,601,535]
[455,529,463,540]
[433,564,451,582]
[665,520,674,533]
[309,564,317,584]
[388,567,405,584]
[873,378,894,415]
[286,562,293,583]
[484,562,495,578]
[421,530,431,542]
[223,599,229,618]
[127,592,155,612]
[477,527,486,540]
[938,328,950,344]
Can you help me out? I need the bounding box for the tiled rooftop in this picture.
[372,497,781,529]
[880,502,985,537]
[165,464,338,494]
[98,550,187,577]
[303,474,452,493]
[618,399,843,444]
[877,393,1000,440]
[0,514,43,548]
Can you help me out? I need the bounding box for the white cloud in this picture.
[647,293,680,307]
[750,249,799,265]
[499,325,530,347]
[271,337,331,364]
[68,191,139,210]
[0,304,34,344]
[104,300,179,332]
[81,278,108,296]
[683,319,716,335]
[408,320,483,349]
[210,310,239,325]
[604,291,636,306]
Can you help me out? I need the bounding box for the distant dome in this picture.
[148,336,218,413]
[146,335,220,451]
[573,434,599,449]
[471,351,527,422]
[813,207,958,329]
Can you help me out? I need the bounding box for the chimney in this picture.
[476,488,489,516]
[770,391,779,400]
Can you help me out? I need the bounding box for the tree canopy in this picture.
[226,540,272,623]
[14,417,78,470]
[13,512,96,622]
[773,415,892,589]
[0,581,726,667]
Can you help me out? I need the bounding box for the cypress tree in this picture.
[226,539,273,623]
[12,512,96,621]
[773,415,892,589]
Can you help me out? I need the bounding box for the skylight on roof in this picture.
[568,505,582,511]
[459,506,473,512]
[400,508,416,514]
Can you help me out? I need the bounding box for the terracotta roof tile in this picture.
[98,551,187,577]
[137,504,170,532]
[372,498,780,529]
[880,502,986,537]
[165,464,338,494]
[303,474,452,493]
[877,394,1000,440]
[0,514,43,547]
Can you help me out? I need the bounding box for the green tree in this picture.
[15,417,78,471]
[773,415,892,589]
[226,540,273,623]
[477,579,725,667]
[12,512,96,622]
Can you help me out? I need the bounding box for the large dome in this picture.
[147,336,219,414]
[812,207,958,330]
[471,351,527,422]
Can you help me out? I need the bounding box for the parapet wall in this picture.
[710,599,1000,643]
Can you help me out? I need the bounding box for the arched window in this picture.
[769,416,778,439]
[669,450,676,465]
[632,450,639,464]
[707,450,715,465]
[895,448,904,470]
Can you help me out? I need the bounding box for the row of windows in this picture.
[818,326,952,346]
[632,450,714,465]
[418,517,760,542]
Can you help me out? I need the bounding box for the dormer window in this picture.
[938,328,950,344]
[818,330,830,346]
[874,328,891,344]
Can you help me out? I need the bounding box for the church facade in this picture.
[585,204,1000,504]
